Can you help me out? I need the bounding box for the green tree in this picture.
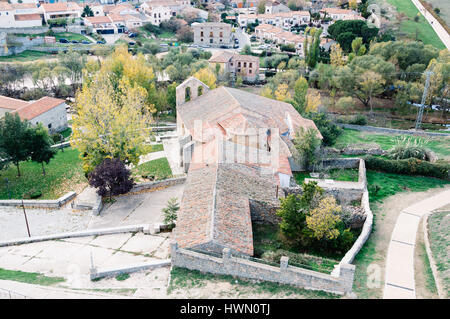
[29,124,56,176]
[0,113,32,177]
[82,5,94,17]
[292,76,308,114]
[293,127,322,169]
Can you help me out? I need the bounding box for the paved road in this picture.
[411,0,450,50]
[383,188,450,298]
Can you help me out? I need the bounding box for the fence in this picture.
[172,243,355,295]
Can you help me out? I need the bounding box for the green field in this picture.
[0,268,65,286]
[384,0,445,49]
[0,148,87,200]
[0,147,172,199]
[0,50,55,62]
[334,129,450,160]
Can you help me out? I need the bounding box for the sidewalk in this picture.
[383,188,450,298]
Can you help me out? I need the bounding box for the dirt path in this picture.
[353,185,450,298]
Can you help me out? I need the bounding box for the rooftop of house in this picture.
[192,22,231,28]
[14,13,41,21]
[174,162,280,256]
[0,95,65,120]
[177,85,320,143]
[240,10,310,19]
[41,2,81,13]
[209,51,259,64]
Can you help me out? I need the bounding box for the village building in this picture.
[0,95,68,133]
[255,24,305,56]
[209,51,260,82]
[0,3,43,28]
[238,10,311,28]
[264,0,290,14]
[41,2,82,22]
[319,8,365,22]
[192,22,232,47]
[173,77,321,256]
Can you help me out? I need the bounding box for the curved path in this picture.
[411,0,450,50]
[383,188,450,298]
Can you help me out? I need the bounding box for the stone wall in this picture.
[176,77,210,107]
[0,191,76,208]
[249,199,281,225]
[129,177,186,193]
[171,243,355,295]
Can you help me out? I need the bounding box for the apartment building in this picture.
[193,22,232,48]
[41,2,82,22]
[238,10,310,28]
[255,24,305,56]
[0,2,42,28]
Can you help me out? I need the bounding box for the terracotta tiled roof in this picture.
[177,86,321,143]
[14,13,41,21]
[0,2,12,11]
[13,97,65,121]
[41,2,80,13]
[208,51,234,63]
[0,95,29,110]
[174,162,280,256]
[85,15,112,24]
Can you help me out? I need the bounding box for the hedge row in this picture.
[364,156,450,180]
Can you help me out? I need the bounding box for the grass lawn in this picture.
[53,32,92,43]
[334,129,450,160]
[59,127,72,140]
[428,210,450,297]
[0,148,87,200]
[0,268,65,286]
[156,31,176,39]
[385,0,445,49]
[0,50,55,62]
[149,144,164,153]
[168,266,341,298]
[132,157,172,181]
[366,170,449,203]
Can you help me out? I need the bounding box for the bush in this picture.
[335,96,354,112]
[348,114,367,126]
[387,145,428,161]
[364,156,449,180]
[88,158,134,200]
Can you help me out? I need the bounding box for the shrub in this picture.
[387,136,428,160]
[335,96,354,112]
[364,156,449,180]
[88,158,134,200]
[162,197,179,230]
[348,114,367,126]
[293,127,322,169]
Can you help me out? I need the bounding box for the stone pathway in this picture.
[137,151,166,166]
[0,232,171,296]
[383,188,450,299]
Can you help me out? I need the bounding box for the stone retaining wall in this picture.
[130,177,186,193]
[171,243,355,295]
[0,191,76,208]
[249,199,281,225]
[338,123,450,137]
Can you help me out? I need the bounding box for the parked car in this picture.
[128,33,136,38]
[96,40,106,44]
[129,41,135,46]
[234,38,239,44]
[159,43,168,47]
[81,40,90,44]
[233,44,239,49]
[59,38,69,43]
[71,40,79,44]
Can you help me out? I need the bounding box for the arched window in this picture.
[185,87,191,102]
[198,86,203,97]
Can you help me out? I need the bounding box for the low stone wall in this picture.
[171,243,355,295]
[90,259,171,280]
[130,177,186,193]
[338,123,450,137]
[0,191,76,208]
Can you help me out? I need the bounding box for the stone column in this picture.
[280,256,289,271]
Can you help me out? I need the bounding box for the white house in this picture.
[0,95,68,133]
[238,10,310,28]
[265,0,290,14]
[0,3,43,28]
[41,2,82,22]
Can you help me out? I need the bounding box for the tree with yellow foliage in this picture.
[193,67,217,89]
[305,91,321,113]
[274,83,291,101]
[306,196,342,240]
[71,48,153,174]
[330,43,346,66]
[260,86,274,99]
